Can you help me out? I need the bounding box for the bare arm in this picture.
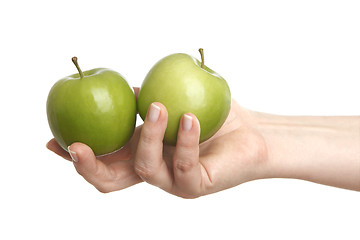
[255,112,360,191]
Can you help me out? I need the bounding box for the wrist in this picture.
[246,111,279,180]
[231,106,273,182]
[250,111,297,180]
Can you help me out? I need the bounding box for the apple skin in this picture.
[47,68,137,156]
[137,53,231,145]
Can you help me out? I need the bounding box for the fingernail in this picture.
[67,146,78,162]
[183,114,193,131]
[148,103,161,123]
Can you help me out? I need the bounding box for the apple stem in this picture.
[72,56,84,79]
[198,48,205,69]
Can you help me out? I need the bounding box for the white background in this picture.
[1,0,359,239]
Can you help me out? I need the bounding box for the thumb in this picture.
[68,142,114,192]
[68,142,95,164]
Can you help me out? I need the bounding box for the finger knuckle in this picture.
[134,163,156,181]
[141,131,157,145]
[175,159,195,173]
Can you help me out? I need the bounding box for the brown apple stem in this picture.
[198,48,205,69]
[72,56,84,79]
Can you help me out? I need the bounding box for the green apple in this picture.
[137,49,231,145]
[47,57,137,156]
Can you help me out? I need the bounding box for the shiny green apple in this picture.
[137,49,231,145]
[47,57,136,156]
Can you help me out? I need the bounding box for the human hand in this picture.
[47,94,269,198]
[132,99,269,198]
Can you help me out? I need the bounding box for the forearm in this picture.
[254,112,360,191]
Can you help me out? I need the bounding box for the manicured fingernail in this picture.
[183,114,193,131]
[67,146,78,162]
[148,103,161,123]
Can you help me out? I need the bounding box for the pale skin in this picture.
[46,88,360,198]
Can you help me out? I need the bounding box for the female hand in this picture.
[47,98,269,198]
